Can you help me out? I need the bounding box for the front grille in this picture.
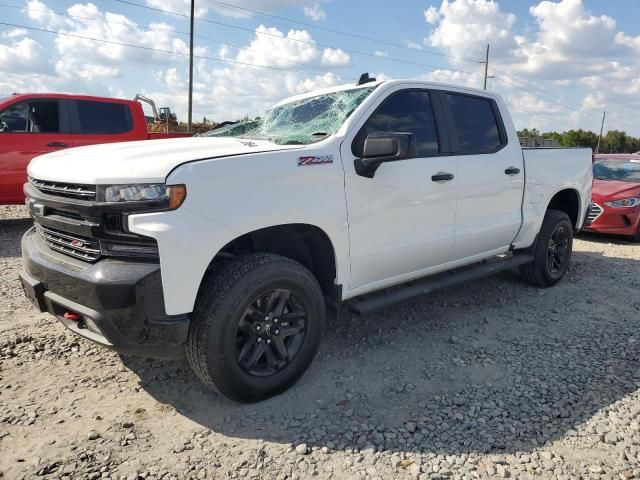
[29,177,97,201]
[36,225,101,262]
[586,202,604,225]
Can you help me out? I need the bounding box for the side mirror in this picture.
[354,132,416,178]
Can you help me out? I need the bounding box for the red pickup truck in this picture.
[0,93,190,204]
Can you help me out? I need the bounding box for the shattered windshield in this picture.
[593,160,640,183]
[203,86,376,145]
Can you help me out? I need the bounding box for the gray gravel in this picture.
[1,204,640,479]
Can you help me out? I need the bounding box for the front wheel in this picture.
[519,209,574,287]
[186,253,326,403]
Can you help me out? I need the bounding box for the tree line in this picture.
[517,128,640,154]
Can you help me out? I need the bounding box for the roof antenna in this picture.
[357,73,376,86]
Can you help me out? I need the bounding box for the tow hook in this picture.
[63,311,81,321]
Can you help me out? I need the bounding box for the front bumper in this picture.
[584,203,640,237]
[20,227,189,359]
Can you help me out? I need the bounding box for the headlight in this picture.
[98,184,186,210]
[604,197,640,208]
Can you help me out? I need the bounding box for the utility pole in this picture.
[483,44,490,90]
[188,0,195,133]
[596,111,606,153]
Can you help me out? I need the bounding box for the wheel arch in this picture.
[200,223,340,301]
[546,187,582,229]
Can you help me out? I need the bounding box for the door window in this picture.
[0,101,60,133]
[445,93,504,154]
[353,90,439,157]
[74,101,133,134]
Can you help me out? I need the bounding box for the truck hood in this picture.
[28,137,299,184]
[592,178,640,201]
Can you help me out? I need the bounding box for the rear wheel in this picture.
[186,253,326,403]
[519,209,573,287]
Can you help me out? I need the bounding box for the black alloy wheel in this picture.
[186,253,326,403]
[519,209,573,287]
[236,289,307,377]
[547,224,570,274]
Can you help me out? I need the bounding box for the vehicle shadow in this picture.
[577,230,639,246]
[0,217,32,258]
[122,250,640,455]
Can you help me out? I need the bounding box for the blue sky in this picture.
[1,0,639,135]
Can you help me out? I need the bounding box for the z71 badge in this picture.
[297,155,333,166]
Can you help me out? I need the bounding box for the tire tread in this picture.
[185,253,324,401]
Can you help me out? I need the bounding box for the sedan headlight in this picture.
[604,197,640,208]
[98,184,186,210]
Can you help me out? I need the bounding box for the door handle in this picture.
[47,142,69,148]
[505,166,520,175]
[431,172,454,182]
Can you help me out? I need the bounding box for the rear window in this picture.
[0,100,59,133]
[446,93,504,154]
[75,101,133,134]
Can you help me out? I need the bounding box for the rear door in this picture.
[341,87,459,291]
[69,100,140,147]
[0,98,72,203]
[440,91,524,260]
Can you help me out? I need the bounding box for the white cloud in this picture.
[0,37,52,74]
[235,25,319,67]
[581,92,605,110]
[145,0,209,17]
[25,0,63,28]
[424,0,518,65]
[304,4,325,21]
[374,50,388,58]
[422,0,640,134]
[508,92,561,115]
[144,0,323,22]
[321,48,350,66]
[424,6,440,24]
[2,29,28,39]
[419,68,479,89]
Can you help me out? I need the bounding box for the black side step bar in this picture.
[349,254,534,315]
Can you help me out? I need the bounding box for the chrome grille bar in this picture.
[29,177,96,200]
[586,202,604,225]
[36,225,101,261]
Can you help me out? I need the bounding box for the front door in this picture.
[341,88,459,291]
[0,99,72,203]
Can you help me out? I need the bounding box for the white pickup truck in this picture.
[20,77,593,402]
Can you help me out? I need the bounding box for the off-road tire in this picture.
[519,209,573,287]
[186,253,325,403]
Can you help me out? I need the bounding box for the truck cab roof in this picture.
[0,93,137,106]
[273,78,503,109]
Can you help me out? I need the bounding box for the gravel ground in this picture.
[1,204,640,480]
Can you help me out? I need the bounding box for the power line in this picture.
[491,68,639,133]
[207,0,482,64]
[0,21,341,77]
[0,2,340,69]
[491,67,582,108]
[492,76,599,131]
[114,0,484,76]
[492,73,587,116]
[341,0,429,30]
